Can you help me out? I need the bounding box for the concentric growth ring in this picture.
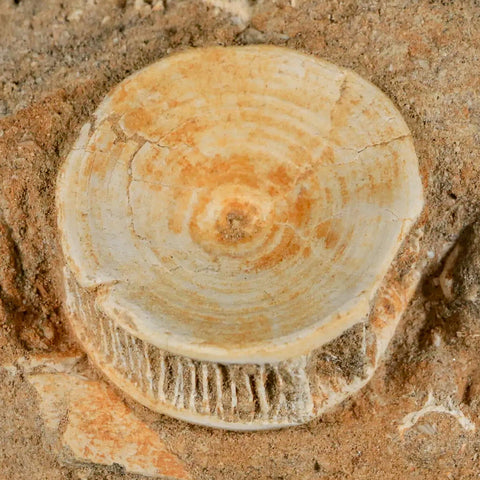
[58,46,423,364]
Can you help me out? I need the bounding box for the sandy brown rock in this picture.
[1,0,480,478]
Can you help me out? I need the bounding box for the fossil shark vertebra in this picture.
[57,46,424,429]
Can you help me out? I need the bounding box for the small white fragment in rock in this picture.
[201,0,252,24]
[398,392,476,435]
[439,244,460,300]
[134,0,150,10]
[276,33,290,41]
[427,250,435,259]
[416,422,437,435]
[16,353,82,374]
[152,0,165,11]
[239,27,266,44]
[432,332,442,348]
[67,9,83,21]
[0,364,18,375]
[440,277,453,298]
[464,285,479,302]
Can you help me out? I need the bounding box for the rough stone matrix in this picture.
[9,354,191,478]
[1,0,480,479]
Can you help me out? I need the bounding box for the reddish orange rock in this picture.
[26,366,191,479]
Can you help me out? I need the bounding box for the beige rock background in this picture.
[1,0,480,479]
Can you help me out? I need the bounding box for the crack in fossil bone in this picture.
[357,134,410,154]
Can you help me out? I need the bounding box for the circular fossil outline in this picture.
[57,46,423,364]
[57,46,424,429]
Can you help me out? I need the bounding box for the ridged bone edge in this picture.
[63,227,421,429]
[65,268,316,428]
